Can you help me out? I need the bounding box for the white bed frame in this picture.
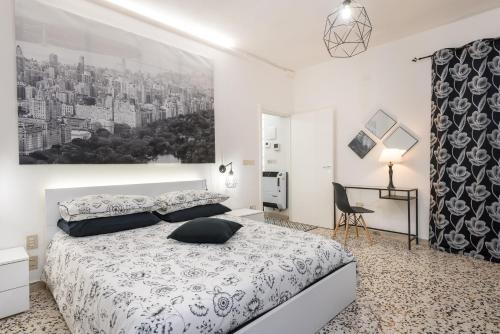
[44,180,356,334]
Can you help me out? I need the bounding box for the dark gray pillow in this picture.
[154,204,231,222]
[57,212,161,237]
[168,218,242,244]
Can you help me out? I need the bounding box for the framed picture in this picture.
[365,110,396,139]
[383,126,419,155]
[15,0,215,164]
[348,130,376,159]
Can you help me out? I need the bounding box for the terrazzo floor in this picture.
[1,228,499,334]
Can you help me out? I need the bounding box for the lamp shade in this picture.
[323,0,373,58]
[379,148,404,163]
[225,170,237,188]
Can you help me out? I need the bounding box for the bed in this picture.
[42,180,356,334]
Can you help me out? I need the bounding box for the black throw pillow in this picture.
[57,212,161,237]
[168,218,242,244]
[154,204,231,222]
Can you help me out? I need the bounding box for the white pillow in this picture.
[58,194,156,222]
[155,190,229,214]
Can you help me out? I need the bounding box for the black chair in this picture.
[333,182,373,245]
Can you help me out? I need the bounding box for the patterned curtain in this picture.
[430,38,500,263]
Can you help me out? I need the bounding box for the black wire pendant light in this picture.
[323,0,373,58]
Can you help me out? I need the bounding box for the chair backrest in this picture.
[333,182,353,213]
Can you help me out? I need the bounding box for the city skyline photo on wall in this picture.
[15,0,215,164]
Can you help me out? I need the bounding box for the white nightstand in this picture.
[227,208,266,223]
[0,247,29,319]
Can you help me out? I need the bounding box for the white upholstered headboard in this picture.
[44,179,207,245]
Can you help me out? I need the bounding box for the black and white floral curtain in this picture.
[430,38,500,263]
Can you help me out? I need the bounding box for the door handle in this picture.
[322,165,332,169]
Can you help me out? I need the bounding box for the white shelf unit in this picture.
[0,247,29,319]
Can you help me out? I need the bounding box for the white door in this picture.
[289,109,334,229]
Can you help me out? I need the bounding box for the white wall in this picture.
[293,8,500,240]
[0,0,293,282]
[2,1,499,282]
[262,113,290,172]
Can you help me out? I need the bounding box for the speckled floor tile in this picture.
[312,228,500,334]
[1,228,499,334]
[0,283,69,333]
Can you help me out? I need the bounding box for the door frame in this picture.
[257,105,337,223]
[257,104,291,211]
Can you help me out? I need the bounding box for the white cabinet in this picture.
[227,208,266,223]
[0,247,29,319]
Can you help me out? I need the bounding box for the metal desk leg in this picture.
[407,192,411,250]
[415,189,419,245]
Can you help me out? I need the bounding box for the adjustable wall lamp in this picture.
[219,162,236,188]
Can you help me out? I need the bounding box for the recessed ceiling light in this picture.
[101,0,236,49]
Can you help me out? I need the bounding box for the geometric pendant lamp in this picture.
[323,0,373,58]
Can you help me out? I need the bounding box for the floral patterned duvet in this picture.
[42,215,354,334]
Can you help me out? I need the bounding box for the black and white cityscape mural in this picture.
[15,0,215,164]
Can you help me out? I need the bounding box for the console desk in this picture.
[333,185,419,250]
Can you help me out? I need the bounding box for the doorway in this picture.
[261,112,291,218]
[259,107,335,229]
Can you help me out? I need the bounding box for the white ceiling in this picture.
[109,0,500,70]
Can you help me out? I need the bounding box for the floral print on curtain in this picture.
[430,38,500,263]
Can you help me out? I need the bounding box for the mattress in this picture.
[42,215,355,334]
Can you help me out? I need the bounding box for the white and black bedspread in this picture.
[42,215,355,334]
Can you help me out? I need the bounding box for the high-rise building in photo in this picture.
[16,45,24,81]
[77,56,84,82]
[29,98,48,120]
[17,83,25,100]
[18,122,43,154]
[49,53,58,66]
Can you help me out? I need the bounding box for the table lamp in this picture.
[379,148,404,189]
